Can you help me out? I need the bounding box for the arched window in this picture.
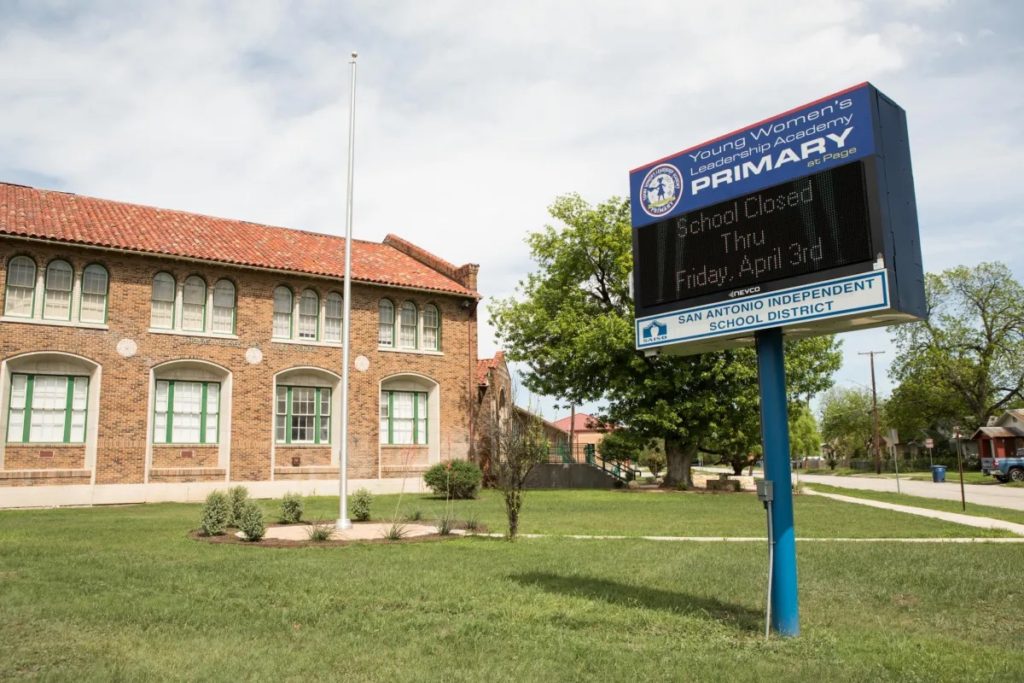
[298,289,319,341]
[4,256,36,318]
[422,304,440,351]
[181,276,207,331]
[324,292,343,342]
[151,272,176,329]
[273,286,292,338]
[212,279,235,334]
[43,260,74,321]
[399,301,418,349]
[79,264,108,323]
[378,299,394,347]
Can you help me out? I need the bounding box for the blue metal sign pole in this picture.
[755,327,799,636]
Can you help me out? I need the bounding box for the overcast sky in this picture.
[2,0,1021,421]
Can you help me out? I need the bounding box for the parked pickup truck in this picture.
[981,448,1024,483]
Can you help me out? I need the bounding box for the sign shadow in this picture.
[510,571,763,633]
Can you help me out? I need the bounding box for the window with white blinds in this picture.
[153,380,219,444]
[6,374,88,444]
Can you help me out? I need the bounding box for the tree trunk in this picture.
[732,460,745,476]
[663,438,696,488]
[504,490,521,540]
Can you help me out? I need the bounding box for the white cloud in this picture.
[1,0,1022,420]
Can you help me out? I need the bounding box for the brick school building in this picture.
[0,182,482,507]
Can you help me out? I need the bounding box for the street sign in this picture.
[631,83,925,356]
[924,437,934,449]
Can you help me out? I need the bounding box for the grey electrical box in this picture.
[756,480,774,503]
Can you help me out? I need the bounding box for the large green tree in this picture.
[789,403,822,460]
[889,262,1024,432]
[818,386,876,463]
[492,194,841,487]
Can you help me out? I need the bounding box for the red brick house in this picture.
[972,409,1024,459]
[0,182,481,507]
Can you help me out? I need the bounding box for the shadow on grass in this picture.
[511,572,763,632]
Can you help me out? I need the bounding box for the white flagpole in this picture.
[337,51,358,530]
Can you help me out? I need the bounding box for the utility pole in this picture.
[859,351,885,475]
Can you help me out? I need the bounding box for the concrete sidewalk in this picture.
[804,488,1024,535]
[796,472,1024,511]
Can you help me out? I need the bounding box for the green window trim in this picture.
[298,290,320,342]
[5,256,38,319]
[181,276,207,333]
[276,385,331,445]
[42,260,74,322]
[7,373,88,444]
[378,298,396,347]
[211,279,236,335]
[423,303,441,351]
[380,390,428,445]
[151,272,177,330]
[399,301,419,349]
[324,292,343,342]
[154,380,220,445]
[78,264,110,324]
[273,286,294,339]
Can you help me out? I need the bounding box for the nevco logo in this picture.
[729,286,761,298]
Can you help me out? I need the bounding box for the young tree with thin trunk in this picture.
[482,404,549,540]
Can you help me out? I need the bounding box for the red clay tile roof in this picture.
[476,351,506,385]
[0,182,478,297]
[552,412,610,432]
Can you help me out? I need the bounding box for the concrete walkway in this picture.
[453,531,1024,543]
[796,473,1024,511]
[804,488,1024,535]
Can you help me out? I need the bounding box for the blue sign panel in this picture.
[629,83,877,229]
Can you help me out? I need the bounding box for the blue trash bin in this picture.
[931,465,947,483]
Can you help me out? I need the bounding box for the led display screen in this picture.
[635,161,874,310]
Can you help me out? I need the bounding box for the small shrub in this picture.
[405,509,423,522]
[350,488,373,522]
[464,514,479,533]
[383,522,407,541]
[227,485,249,526]
[200,490,231,536]
[280,492,303,524]
[423,460,482,499]
[237,500,266,541]
[436,514,454,536]
[306,519,334,542]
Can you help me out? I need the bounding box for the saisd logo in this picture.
[641,319,668,342]
[640,163,683,217]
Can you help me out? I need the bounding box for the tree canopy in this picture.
[889,262,1024,432]
[818,386,877,462]
[491,193,841,486]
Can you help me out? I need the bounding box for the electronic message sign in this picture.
[631,83,925,355]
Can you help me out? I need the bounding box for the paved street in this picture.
[797,473,1024,511]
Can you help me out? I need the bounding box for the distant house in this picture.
[972,409,1024,458]
[552,412,611,460]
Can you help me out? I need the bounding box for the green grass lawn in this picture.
[805,483,1024,527]
[336,488,1013,538]
[2,490,1023,681]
